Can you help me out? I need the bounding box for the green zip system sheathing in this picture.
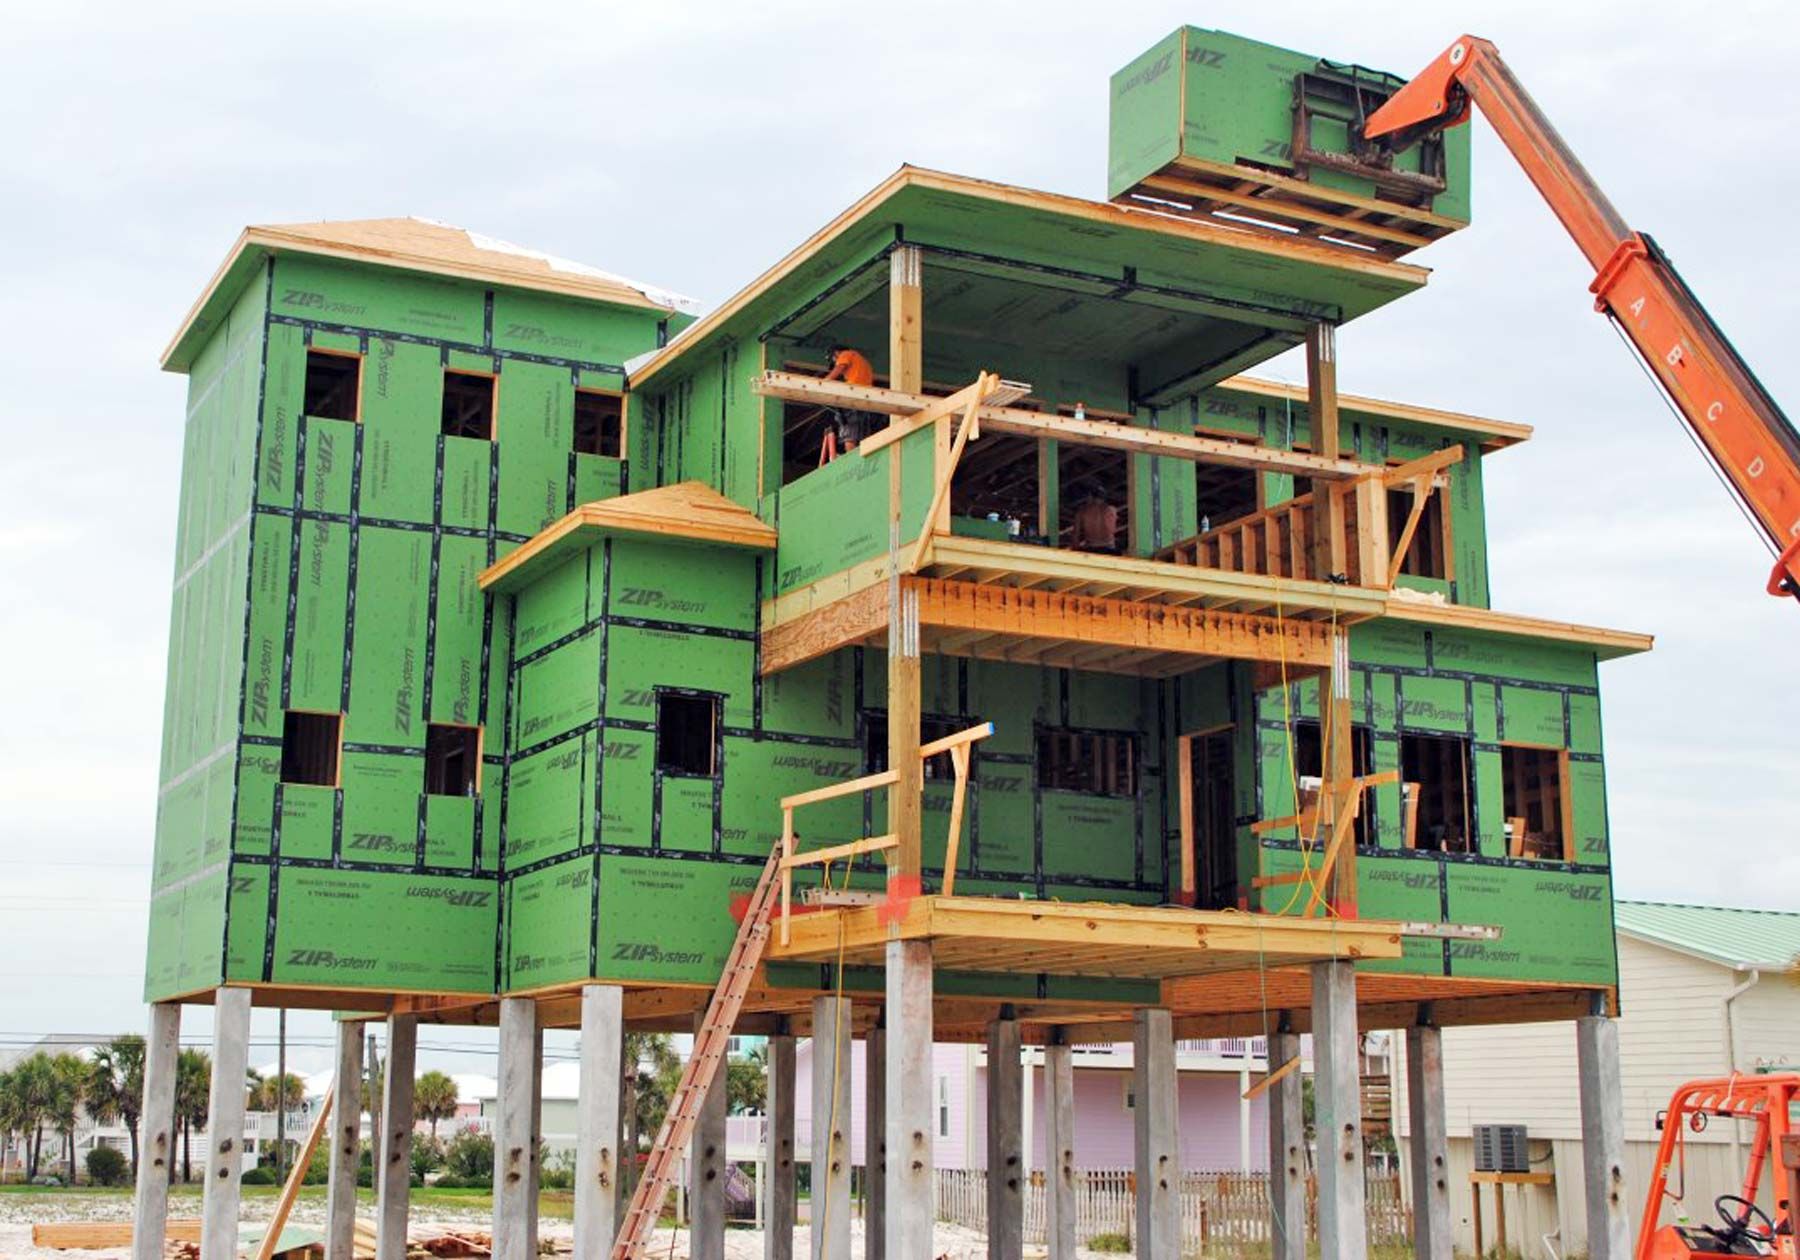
[151,170,1633,1017]
[482,524,1620,1002]
[1106,27,1473,221]
[146,252,672,1002]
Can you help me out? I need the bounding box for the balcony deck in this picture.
[762,535,1385,677]
[764,894,1403,980]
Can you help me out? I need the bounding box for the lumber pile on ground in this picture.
[32,1219,203,1249]
[31,1218,542,1258]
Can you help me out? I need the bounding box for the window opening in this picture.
[442,371,495,440]
[656,693,718,776]
[1400,732,1474,853]
[425,723,481,796]
[1291,720,1375,846]
[303,351,360,422]
[1387,484,1449,579]
[573,390,623,458]
[865,712,964,781]
[1502,745,1569,861]
[280,711,342,787]
[1037,728,1137,797]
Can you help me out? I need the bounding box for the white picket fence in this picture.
[934,1167,1411,1254]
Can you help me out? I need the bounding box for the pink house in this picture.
[791,1037,1270,1172]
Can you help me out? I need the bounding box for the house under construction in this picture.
[134,26,1651,1260]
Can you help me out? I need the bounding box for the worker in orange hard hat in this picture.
[817,345,879,463]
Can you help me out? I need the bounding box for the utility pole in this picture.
[366,1032,382,1199]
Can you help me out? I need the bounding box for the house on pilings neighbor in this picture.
[141,26,1653,1260]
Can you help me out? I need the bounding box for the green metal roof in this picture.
[1615,900,1800,970]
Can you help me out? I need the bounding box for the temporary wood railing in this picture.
[1158,490,1334,580]
[1247,769,1400,915]
[779,721,994,944]
[1158,446,1463,590]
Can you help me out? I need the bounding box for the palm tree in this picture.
[7,1054,58,1181]
[0,1068,29,1181]
[174,1050,211,1184]
[413,1071,459,1143]
[254,1073,307,1113]
[87,1036,146,1177]
[47,1054,87,1183]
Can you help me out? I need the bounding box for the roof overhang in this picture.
[163,221,690,373]
[1218,374,1533,452]
[1385,594,1653,659]
[479,481,776,595]
[628,165,1430,394]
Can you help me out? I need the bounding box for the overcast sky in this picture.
[2,0,1795,1073]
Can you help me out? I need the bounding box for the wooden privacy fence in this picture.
[934,1167,1411,1254]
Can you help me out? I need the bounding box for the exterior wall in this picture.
[1232,621,1618,987]
[146,272,269,999]
[1728,971,1800,1074]
[148,252,669,1001]
[1392,935,1800,1258]
[501,564,1180,992]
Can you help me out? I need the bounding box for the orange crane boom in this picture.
[1365,36,1800,601]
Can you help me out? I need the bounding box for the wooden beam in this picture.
[33,1221,204,1249]
[889,245,922,395]
[908,578,1336,666]
[1176,734,1196,906]
[254,1091,333,1260]
[782,834,899,870]
[858,372,996,457]
[753,372,1376,480]
[1243,1054,1302,1101]
[907,375,995,571]
[1386,476,1434,587]
[761,582,887,675]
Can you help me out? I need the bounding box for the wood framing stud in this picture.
[889,246,922,396]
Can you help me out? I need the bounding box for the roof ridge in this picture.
[1617,898,1800,917]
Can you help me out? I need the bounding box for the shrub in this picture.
[303,1141,331,1186]
[434,1174,467,1189]
[410,1132,442,1183]
[240,1166,279,1186]
[540,1157,573,1190]
[85,1146,129,1187]
[443,1128,494,1186]
[1086,1233,1131,1253]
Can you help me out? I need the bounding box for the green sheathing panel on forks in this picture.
[147,244,670,1001]
[1106,27,1472,220]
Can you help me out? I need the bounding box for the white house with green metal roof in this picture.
[1392,899,1800,1260]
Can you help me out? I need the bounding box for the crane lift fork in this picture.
[1365,36,1800,603]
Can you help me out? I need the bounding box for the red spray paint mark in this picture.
[879,873,922,926]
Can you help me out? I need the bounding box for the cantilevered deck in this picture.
[765,894,1403,979]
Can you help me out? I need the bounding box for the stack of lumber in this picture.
[31,1218,535,1259]
[32,1220,203,1249]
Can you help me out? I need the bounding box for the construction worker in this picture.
[1070,495,1120,553]
[818,345,877,463]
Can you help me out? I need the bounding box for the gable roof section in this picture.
[1615,900,1800,970]
[627,165,1429,391]
[480,481,777,594]
[164,217,698,372]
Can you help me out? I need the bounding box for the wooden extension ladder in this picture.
[609,842,783,1260]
